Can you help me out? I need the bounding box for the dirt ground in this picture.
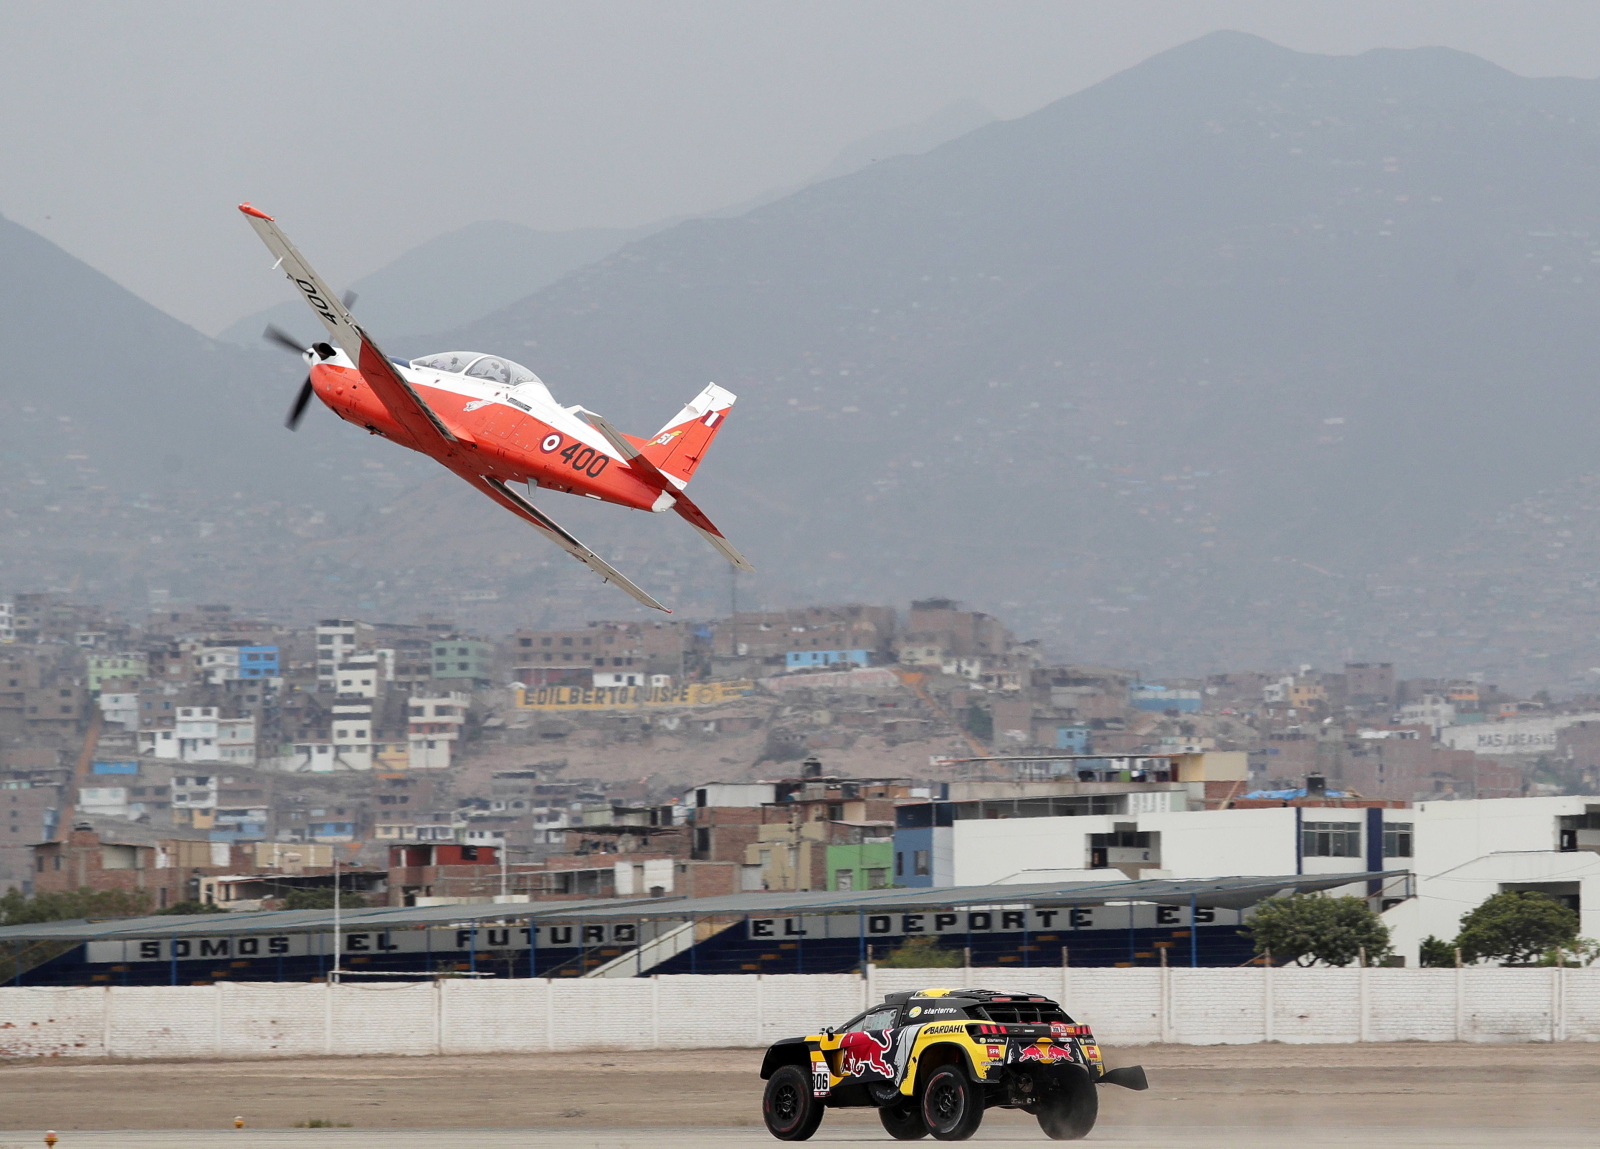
[2,1042,1598,1132]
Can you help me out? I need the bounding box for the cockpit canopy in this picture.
[413,351,539,385]
[412,351,553,406]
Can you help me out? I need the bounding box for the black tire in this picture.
[879,1099,929,1140]
[763,1064,825,1141]
[1036,1065,1098,1140]
[920,1065,983,1141]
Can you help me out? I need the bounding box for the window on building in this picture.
[913,849,930,876]
[836,869,854,891]
[1383,822,1413,857]
[519,638,532,647]
[1302,821,1362,858]
[541,638,552,647]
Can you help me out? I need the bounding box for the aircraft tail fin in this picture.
[635,383,735,489]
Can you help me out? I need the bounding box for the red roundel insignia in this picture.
[540,433,562,453]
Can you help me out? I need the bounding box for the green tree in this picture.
[0,888,156,983]
[153,899,229,916]
[1455,891,1578,966]
[963,704,993,741]
[1418,935,1456,967]
[1537,937,1599,967]
[876,936,963,969]
[281,887,367,911]
[0,887,150,926]
[1241,893,1391,967]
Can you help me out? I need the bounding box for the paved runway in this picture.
[1,1128,1590,1148]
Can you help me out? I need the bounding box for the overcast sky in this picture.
[5,0,1600,334]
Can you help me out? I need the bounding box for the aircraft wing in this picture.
[579,410,755,572]
[463,473,669,613]
[237,204,460,453]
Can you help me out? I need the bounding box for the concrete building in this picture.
[408,693,467,769]
[431,639,492,687]
[315,620,360,686]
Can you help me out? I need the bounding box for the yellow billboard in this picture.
[515,680,755,710]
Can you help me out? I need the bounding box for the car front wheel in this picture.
[920,1066,983,1141]
[763,1064,824,1141]
[879,1098,929,1140]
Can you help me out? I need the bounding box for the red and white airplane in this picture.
[239,203,751,612]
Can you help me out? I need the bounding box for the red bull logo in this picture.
[1017,1043,1070,1064]
[838,1029,897,1078]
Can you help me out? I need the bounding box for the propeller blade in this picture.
[341,290,358,309]
[285,377,315,430]
[263,324,306,356]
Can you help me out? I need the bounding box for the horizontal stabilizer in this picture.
[581,409,754,572]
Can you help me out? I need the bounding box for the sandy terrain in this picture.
[1,1042,1597,1133]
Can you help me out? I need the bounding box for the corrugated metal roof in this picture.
[0,871,1396,941]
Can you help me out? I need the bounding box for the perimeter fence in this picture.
[1,965,1597,1059]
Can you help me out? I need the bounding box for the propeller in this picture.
[262,291,358,430]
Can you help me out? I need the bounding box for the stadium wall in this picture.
[1,966,1596,1059]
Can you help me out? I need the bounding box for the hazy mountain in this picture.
[218,102,996,347]
[216,221,652,347]
[411,31,1600,685]
[0,210,439,610]
[18,34,1600,692]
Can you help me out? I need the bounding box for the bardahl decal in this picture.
[919,1023,968,1035]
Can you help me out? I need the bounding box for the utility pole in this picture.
[332,847,342,982]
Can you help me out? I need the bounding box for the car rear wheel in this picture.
[1035,1066,1098,1140]
[879,1098,929,1140]
[763,1064,824,1141]
[920,1065,982,1141]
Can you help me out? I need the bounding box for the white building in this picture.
[98,691,140,731]
[331,703,374,770]
[408,692,467,770]
[315,620,359,685]
[1382,796,1600,961]
[1397,694,1455,735]
[215,718,257,763]
[142,710,256,764]
[927,794,1600,965]
[171,774,219,816]
[614,856,675,896]
[283,741,339,772]
[199,646,241,684]
[686,782,778,808]
[0,600,13,643]
[77,786,132,819]
[334,650,392,698]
